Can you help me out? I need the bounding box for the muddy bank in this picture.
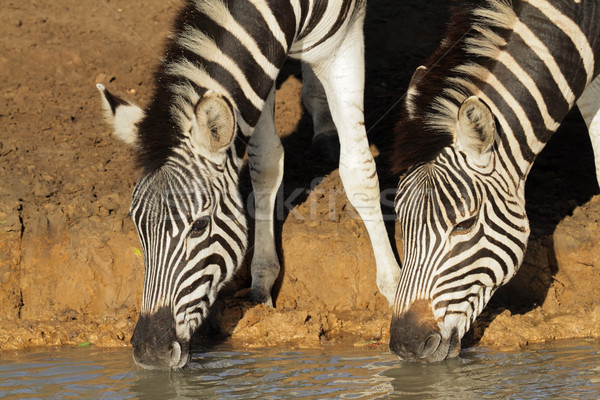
[1,0,599,352]
[1,172,599,352]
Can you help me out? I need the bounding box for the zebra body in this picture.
[98,0,400,369]
[390,0,600,362]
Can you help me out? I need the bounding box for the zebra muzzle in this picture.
[131,306,190,369]
[389,299,460,362]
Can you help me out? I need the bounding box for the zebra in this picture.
[97,0,401,369]
[389,0,600,362]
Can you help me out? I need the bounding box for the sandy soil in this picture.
[0,1,598,352]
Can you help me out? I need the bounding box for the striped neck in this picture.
[466,0,597,182]
[392,0,600,186]
[135,0,295,174]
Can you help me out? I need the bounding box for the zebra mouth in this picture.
[412,328,461,362]
[168,340,189,369]
[389,304,462,363]
[130,307,191,369]
[410,328,460,362]
[132,339,190,370]
[431,328,461,362]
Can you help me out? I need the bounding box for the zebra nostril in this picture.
[421,333,442,358]
[448,329,461,358]
[169,341,182,367]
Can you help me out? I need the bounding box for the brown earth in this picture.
[0,0,598,353]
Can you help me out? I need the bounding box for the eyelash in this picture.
[189,216,210,235]
[451,216,477,235]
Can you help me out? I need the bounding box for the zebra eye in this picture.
[190,216,210,234]
[451,216,477,235]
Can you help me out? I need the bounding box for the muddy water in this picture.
[1,340,599,399]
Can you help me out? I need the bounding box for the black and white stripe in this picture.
[131,145,245,325]
[390,0,600,362]
[99,0,404,369]
[139,0,364,154]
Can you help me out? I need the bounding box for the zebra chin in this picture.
[389,300,461,363]
[130,306,190,370]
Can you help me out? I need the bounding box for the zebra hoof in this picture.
[248,288,274,307]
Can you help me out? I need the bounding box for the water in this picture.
[1,340,599,399]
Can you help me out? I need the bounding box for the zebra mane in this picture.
[136,1,216,175]
[390,0,517,174]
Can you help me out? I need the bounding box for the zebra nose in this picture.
[421,333,442,358]
[169,340,185,368]
[130,307,190,369]
[389,315,443,361]
[388,300,447,362]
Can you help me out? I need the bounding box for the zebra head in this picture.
[97,85,247,369]
[391,96,530,362]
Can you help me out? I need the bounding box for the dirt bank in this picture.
[1,1,598,352]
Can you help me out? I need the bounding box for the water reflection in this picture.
[0,349,137,399]
[130,350,397,399]
[0,340,599,399]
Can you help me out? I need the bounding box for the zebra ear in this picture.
[409,65,427,88]
[193,91,236,153]
[96,84,143,147]
[406,66,427,119]
[456,96,496,166]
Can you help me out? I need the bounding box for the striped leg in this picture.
[577,75,600,188]
[247,86,284,306]
[311,21,400,305]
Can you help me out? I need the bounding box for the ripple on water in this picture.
[0,339,599,399]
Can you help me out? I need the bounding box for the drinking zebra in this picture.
[97,0,400,369]
[390,0,600,362]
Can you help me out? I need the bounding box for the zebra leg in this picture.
[247,85,284,307]
[301,62,339,162]
[577,74,600,188]
[309,21,401,306]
